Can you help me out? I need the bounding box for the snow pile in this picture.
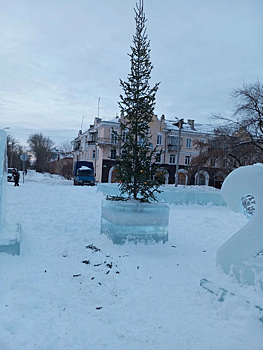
[26,170,73,185]
[79,166,92,171]
[0,170,262,349]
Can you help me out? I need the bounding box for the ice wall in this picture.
[96,183,226,206]
[0,130,21,255]
[155,187,226,206]
[0,130,7,231]
[217,164,263,286]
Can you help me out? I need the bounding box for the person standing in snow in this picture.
[12,168,16,180]
[14,169,20,187]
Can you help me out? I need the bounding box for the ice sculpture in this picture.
[217,164,263,287]
[0,130,21,255]
[97,183,226,206]
[101,199,169,244]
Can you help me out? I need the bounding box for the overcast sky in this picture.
[1,0,262,146]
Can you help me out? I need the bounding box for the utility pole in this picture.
[98,97,100,117]
[173,118,185,187]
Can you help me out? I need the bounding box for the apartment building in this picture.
[72,114,224,186]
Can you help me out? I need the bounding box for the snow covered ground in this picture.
[0,171,262,349]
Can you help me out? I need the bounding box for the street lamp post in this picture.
[173,118,186,187]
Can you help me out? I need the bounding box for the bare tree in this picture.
[27,133,54,173]
[192,81,263,172]
[6,135,27,169]
[192,125,257,173]
[233,80,263,132]
[212,81,263,154]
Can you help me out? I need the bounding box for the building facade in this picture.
[72,114,227,187]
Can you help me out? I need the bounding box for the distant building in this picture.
[72,114,225,186]
[49,149,73,179]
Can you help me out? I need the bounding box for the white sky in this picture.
[0,0,262,146]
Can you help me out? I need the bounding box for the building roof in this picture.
[165,120,215,135]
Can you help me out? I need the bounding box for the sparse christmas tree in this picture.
[113,0,161,202]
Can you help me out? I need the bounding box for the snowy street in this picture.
[0,171,262,349]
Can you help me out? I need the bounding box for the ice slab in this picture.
[97,183,226,206]
[101,199,169,244]
[200,278,263,323]
[0,130,21,255]
[0,130,7,230]
[97,183,120,197]
[217,164,263,287]
[156,187,226,206]
[0,223,21,255]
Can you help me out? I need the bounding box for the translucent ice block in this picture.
[101,199,169,244]
[0,130,21,255]
[97,183,120,197]
[156,186,226,206]
[0,130,7,231]
[97,183,226,206]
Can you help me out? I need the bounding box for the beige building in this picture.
[72,114,218,185]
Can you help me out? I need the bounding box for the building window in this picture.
[147,143,153,150]
[186,138,192,148]
[121,148,127,157]
[92,150,96,159]
[110,148,117,159]
[168,136,177,146]
[122,130,128,142]
[185,155,190,165]
[138,136,145,146]
[157,133,163,146]
[169,154,175,164]
[155,153,161,163]
[111,130,118,144]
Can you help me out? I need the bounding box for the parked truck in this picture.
[73,161,95,186]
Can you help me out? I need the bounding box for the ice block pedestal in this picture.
[0,130,21,255]
[101,199,169,244]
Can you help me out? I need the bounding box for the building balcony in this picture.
[97,137,119,146]
[167,144,178,151]
[73,146,82,152]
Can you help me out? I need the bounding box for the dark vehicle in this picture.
[73,161,95,186]
[7,168,15,182]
